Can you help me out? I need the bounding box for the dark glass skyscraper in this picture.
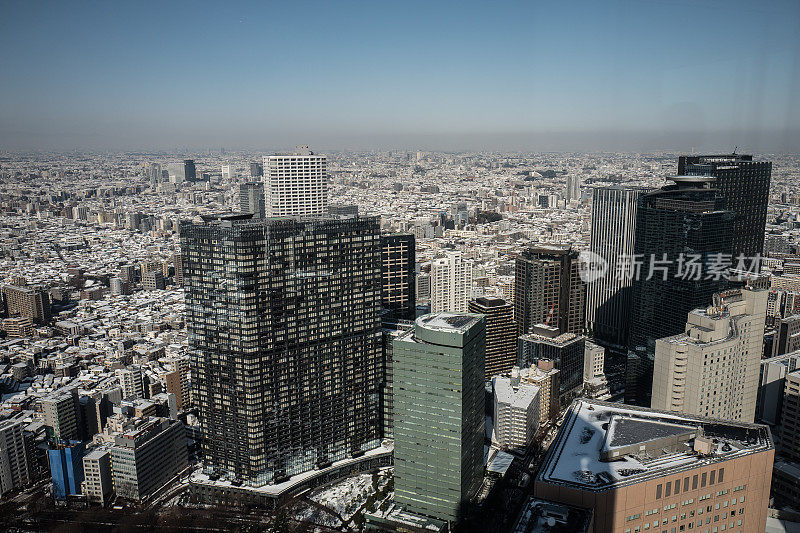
[380,233,416,320]
[626,176,734,406]
[182,213,383,485]
[514,245,585,336]
[183,159,197,182]
[678,154,771,258]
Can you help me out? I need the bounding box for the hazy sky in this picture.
[1,0,799,152]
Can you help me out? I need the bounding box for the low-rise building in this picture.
[110,417,187,501]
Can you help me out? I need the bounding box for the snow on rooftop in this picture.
[538,399,772,491]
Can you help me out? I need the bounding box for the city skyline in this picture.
[2,1,800,151]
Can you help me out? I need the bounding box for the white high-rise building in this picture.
[221,164,233,180]
[263,146,327,217]
[431,251,473,313]
[651,288,768,423]
[492,370,539,451]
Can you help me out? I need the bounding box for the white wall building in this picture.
[83,447,113,505]
[431,251,473,313]
[263,146,327,217]
[492,370,539,451]
[651,288,768,423]
[116,367,144,400]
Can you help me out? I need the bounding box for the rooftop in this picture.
[415,312,483,334]
[537,399,773,492]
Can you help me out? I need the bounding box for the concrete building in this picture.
[142,270,165,291]
[772,315,800,357]
[651,288,767,423]
[0,419,30,496]
[1,283,51,324]
[83,447,113,505]
[431,250,473,313]
[519,325,585,400]
[42,388,81,441]
[756,351,800,426]
[2,316,34,338]
[164,357,190,410]
[582,341,610,400]
[110,417,187,501]
[780,370,800,462]
[493,370,540,451]
[238,182,266,219]
[469,297,516,380]
[535,399,774,533]
[116,367,145,400]
[514,245,584,336]
[393,313,485,523]
[519,360,560,423]
[263,146,327,217]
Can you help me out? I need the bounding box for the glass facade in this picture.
[392,313,485,523]
[626,179,734,406]
[182,214,382,485]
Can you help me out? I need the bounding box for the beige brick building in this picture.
[535,399,773,533]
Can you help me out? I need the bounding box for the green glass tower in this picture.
[392,313,485,523]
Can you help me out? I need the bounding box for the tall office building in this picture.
[651,287,767,422]
[626,176,734,406]
[430,250,473,313]
[535,399,774,533]
[182,213,382,485]
[585,187,648,355]
[514,245,584,336]
[756,351,800,426]
[147,163,162,188]
[238,182,266,219]
[679,153,772,258]
[468,297,516,380]
[249,161,263,177]
[263,146,328,217]
[166,162,186,184]
[221,164,233,180]
[183,159,197,182]
[0,419,30,496]
[780,370,800,462]
[518,325,586,400]
[772,315,800,357]
[393,313,485,523]
[565,175,581,202]
[172,252,183,286]
[380,234,416,320]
